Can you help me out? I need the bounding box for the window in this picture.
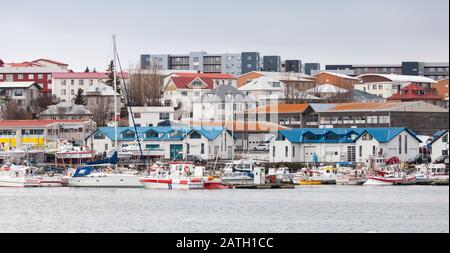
[47,74,51,80]
[325,133,339,140]
[134,113,141,119]
[79,80,84,85]
[292,146,296,157]
[372,85,377,90]
[71,89,75,95]
[379,116,390,124]
[187,143,190,154]
[17,74,24,80]
[276,134,286,141]
[359,146,363,157]
[273,146,276,157]
[190,131,202,139]
[90,80,94,86]
[0,74,3,80]
[61,89,66,95]
[399,135,402,154]
[38,74,44,80]
[201,143,205,155]
[105,144,108,151]
[405,135,408,154]
[347,146,356,162]
[145,130,158,139]
[146,144,160,150]
[61,80,66,86]
[372,146,376,156]
[285,146,288,158]
[181,91,188,96]
[159,112,170,120]
[122,130,136,139]
[362,133,373,141]
[21,129,44,135]
[5,74,13,81]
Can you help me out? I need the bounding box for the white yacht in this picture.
[0,163,40,187]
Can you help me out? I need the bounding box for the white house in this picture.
[129,107,175,127]
[430,130,449,162]
[192,85,254,121]
[270,128,421,163]
[355,74,438,99]
[162,73,237,119]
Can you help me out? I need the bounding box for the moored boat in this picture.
[0,163,40,187]
[140,161,204,190]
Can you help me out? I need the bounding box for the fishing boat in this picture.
[336,165,367,186]
[0,163,40,187]
[428,164,449,185]
[140,161,204,190]
[363,170,416,186]
[295,166,338,185]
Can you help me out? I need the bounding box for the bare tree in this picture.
[30,94,59,115]
[0,101,33,120]
[90,99,110,127]
[127,59,164,106]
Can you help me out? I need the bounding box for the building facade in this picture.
[0,82,41,107]
[129,107,175,127]
[0,59,69,93]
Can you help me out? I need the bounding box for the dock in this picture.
[232,184,296,189]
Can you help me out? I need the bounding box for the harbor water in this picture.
[0,186,448,233]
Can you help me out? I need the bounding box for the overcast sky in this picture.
[1,0,448,71]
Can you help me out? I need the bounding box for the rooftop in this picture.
[0,82,41,89]
[358,74,438,84]
[0,120,90,128]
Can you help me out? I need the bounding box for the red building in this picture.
[0,59,69,93]
[387,84,444,106]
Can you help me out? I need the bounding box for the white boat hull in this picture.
[363,176,416,186]
[68,175,143,188]
[0,177,40,187]
[140,178,204,190]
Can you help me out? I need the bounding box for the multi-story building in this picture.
[0,59,69,93]
[263,56,281,72]
[141,52,243,76]
[430,130,449,162]
[241,52,261,74]
[51,72,128,102]
[283,60,302,73]
[326,62,449,80]
[304,63,321,75]
[387,84,444,107]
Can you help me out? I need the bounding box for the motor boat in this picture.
[56,140,94,161]
[336,165,367,186]
[0,163,40,187]
[220,160,256,185]
[140,161,204,190]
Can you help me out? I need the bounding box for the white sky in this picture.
[0,0,448,71]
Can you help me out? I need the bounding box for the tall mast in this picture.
[113,34,118,169]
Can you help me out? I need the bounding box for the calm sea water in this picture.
[0,186,448,233]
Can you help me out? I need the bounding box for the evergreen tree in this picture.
[84,66,90,72]
[73,89,87,105]
[105,60,121,94]
[92,68,97,73]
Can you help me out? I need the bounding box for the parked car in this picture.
[434,155,449,164]
[407,154,430,164]
[254,143,269,152]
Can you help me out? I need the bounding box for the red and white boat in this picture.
[140,162,204,190]
[363,171,416,186]
[0,164,40,187]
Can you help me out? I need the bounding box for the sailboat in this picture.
[67,35,142,188]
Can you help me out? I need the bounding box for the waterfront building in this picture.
[355,74,438,99]
[237,71,315,91]
[0,59,68,93]
[0,119,96,149]
[430,130,449,162]
[270,128,421,163]
[38,102,93,121]
[86,126,234,160]
[128,106,175,127]
[0,82,42,107]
